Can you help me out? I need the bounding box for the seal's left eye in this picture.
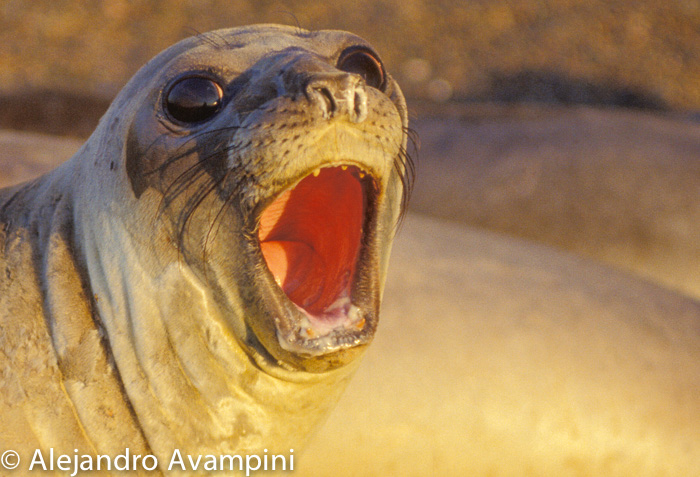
[165,77,224,123]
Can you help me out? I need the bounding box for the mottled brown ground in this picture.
[1,0,699,113]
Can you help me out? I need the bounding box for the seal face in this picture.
[123,26,412,372]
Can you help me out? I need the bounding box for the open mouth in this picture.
[258,165,375,335]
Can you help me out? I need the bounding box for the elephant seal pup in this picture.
[0,25,412,470]
[410,108,700,299]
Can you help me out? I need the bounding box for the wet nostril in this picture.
[319,87,336,114]
[306,85,337,119]
[305,74,368,122]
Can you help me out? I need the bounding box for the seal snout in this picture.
[306,75,368,123]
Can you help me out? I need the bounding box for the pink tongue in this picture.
[258,167,364,317]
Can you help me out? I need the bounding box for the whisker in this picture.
[184,28,231,50]
[392,126,418,228]
[201,167,247,268]
[175,172,227,253]
[154,126,246,212]
[159,162,209,214]
[161,144,254,265]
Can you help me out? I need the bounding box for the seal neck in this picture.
[72,184,356,459]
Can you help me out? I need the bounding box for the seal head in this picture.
[121,26,411,373]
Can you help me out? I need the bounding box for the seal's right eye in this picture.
[165,77,224,123]
[337,47,386,91]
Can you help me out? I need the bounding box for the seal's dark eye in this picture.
[165,77,224,123]
[337,47,386,90]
